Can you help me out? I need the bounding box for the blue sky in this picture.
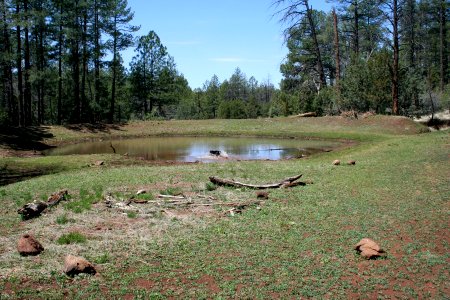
[123,0,333,89]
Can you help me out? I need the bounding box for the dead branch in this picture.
[109,142,116,154]
[18,190,69,220]
[18,202,48,220]
[290,112,317,118]
[157,194,186,199]
[47,190,68,207]
[209,174,303,189]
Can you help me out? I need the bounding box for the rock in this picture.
[63,255,96,276]
[333,160,341,165]
[360,248,381,259]
[355,238,381,252]
[94,160,104,166]
[348,160,356,165]
[355,238,384,259]
[17,234,44,256]
[256,191,269,199]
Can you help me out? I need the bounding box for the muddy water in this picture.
[44,136,343,162]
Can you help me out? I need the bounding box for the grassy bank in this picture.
[0,116,448,299]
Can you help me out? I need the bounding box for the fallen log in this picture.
[290,112,317,118]
[18,202,48,220]
[209,175,303,189]
[18,190,69,219]
[47,190,68,207]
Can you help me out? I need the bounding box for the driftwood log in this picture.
[18,190,68,220]
[209,175,305,189]
[17,202,48,220]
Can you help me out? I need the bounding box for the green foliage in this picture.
[159,187,182,196]
[218,99,248,119]
[339,53,391,113]
[93,253,110,264]
[56,214,69,225]
[135,193,154,201]
[205,182,217,191]
[57,232,87,245]
[64,187,103,213]
[126,211,137,218]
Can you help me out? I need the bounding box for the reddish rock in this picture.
[17,234,44,256]
[63,255,96,276]
[355,238,381,252]
[355,238,385,259]
[360,247,382,259]
[93,160,104,166]
[348,160,356,165]
[333,160,341,165]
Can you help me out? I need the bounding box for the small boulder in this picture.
[333,160,341,165]
[17,234,44,256]
[354,238,385,259]
[63,255,97,276]
[348,160,356,165]
[94,160,104,166]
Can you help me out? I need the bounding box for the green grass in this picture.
[127,211,137,218]
[159,187,182,196]
[0,118,448,299]
[63,187,102,213]
[56,232,87,245]
[56,214,69,225]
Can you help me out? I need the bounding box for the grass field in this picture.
[0,116,448,299]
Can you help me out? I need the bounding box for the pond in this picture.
[44,136,343,162]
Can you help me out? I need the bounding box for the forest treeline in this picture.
[0,0,449,126]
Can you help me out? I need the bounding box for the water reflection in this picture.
[45,136,341,162]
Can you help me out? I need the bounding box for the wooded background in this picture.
[0,0,448,126]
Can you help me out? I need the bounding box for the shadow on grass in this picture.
[0,164,67,186]
[64,123,126,133]
[0,126,55,151]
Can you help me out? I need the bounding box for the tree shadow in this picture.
[0,164,67,186]
[64,123,126,133]
[0,126,55,151]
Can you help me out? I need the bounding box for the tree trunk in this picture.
[72,2,80,123]
[35,32,41,123]
[353,0,359,56]
[39,21,45,124]
[81,9,87,122]
[16,1,24,126]
[57,3,63,125]
[333,9,341,90]
[110,15,117,123]
[23,0,31,125]
[392,0,399,115]
[36,0,45,125]
[94,0,100,121]
[2,0,16,124]
[440,0,448,91]
[305,1,326,89]
[407,0,416,67]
